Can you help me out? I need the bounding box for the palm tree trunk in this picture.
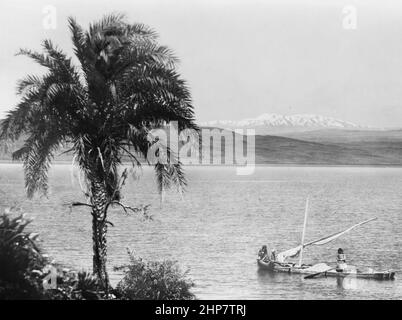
[90,178,110,294]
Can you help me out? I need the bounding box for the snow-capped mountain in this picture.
[201,113,364,134]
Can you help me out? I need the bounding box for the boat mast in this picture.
[298,197,309,266]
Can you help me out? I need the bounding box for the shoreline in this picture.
[2,160,402,168]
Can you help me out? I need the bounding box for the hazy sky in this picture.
[1,0,402,127]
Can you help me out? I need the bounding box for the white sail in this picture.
[277,217,377,262]
[277,245,302,262]
[298,197,309,266]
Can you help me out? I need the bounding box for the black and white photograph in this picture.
[0,0,401,305]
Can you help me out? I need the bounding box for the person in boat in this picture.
[258,245,269,261]
[336,248,347,272]
[270,249,277,261]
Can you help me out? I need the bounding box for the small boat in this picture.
[257,198,396,281]
[257,259,396,280]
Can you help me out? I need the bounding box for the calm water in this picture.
[0,164,401,299]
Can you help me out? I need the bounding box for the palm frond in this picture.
[20,130,64,198]
[68,17,86,56]
[16,48,55,69]
[16,75,44,96]
[125,23,158,40]
[12,146,30,160]
[89,13,127,36]
[0,97,40,141]
[154,162,187,195]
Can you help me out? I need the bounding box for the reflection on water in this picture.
[0,164,401,299]
[336,277,358,290]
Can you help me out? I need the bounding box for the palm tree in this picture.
[0,14,197,291]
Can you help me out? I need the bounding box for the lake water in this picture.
[0,164,401,299]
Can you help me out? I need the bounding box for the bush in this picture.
[0,212,46,299]
[114,250,195,300]
[1,210,196,300]
[42,268,104,300]
[0,211,104,300]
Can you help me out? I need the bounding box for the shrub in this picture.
[42,269,104,300]
[114,250,195,300]
[0,211,103,300]
[1,210,195,300]
[0,212,46,299]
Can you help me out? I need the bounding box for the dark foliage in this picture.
[0,213,45,299]
[0,211,105,300]
[114,250,195,300]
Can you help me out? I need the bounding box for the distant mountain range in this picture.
[252,129,402,165]
[2,114,402,165]
[193,127,402,166]
[201,113,371,134]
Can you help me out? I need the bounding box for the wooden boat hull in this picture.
[257,259,396,280]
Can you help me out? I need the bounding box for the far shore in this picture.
[1,159,402,168]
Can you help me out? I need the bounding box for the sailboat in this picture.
[257,198,396,280]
